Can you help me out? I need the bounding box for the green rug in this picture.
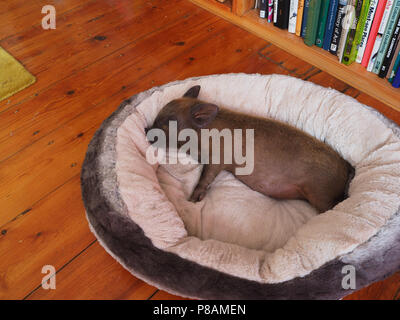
[0,47,36,102]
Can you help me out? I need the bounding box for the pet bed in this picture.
[81,74,400,299]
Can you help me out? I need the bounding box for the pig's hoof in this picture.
[189,190,206,202]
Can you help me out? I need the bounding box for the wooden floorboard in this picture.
[0,0,399,300]
[0,0,91,40]
[0,0,194,112]
[0,175,95,299]
[26,241,157,300]
[0,9,220,163]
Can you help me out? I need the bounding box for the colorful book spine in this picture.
[304,0,322,45]
[260,0,268,18]
[323,0,340,50]
[372,0,400,74]
[388,41,400,80]
[268,0,274,22]
[289,0,299,32]
[356,0,379,63]
[315,0,330,47]
[361,0,388,67]
[367,0,394,70]
[275,0,290,29]
[379,15,400,77]
[342,0,365,65]
[330,0,349,54]
[349,0,371,64]
[389,50,400,81]
[301,0,311,37]
[337,0,357,61]
[296,0,305,35]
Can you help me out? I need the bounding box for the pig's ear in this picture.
[190,103,219,127]
[183,85,201,98]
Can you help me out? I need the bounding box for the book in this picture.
[355,0,379,63]
[347,0,371,64]
[337,0,356,60]
[304,0,322,45]
[379,15,400,77]
[367,0,394,71]
[289,0,299,33]
[323,0,340,50]
[315,0,330,47]
[268,0,274,22]
[275,0,290,29]
[260,0,268,18]
[388,41,400,80]
[330,0,349,55]
[361,0,388,67]
[342,0,365,65]
[372,0,400,74]
[389,49,400,81]
[296,0,305,35]
[392,63,400,86]
[274,0,279,23]
[301,0,311,36]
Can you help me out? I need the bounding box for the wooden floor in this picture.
[0,0,399,300]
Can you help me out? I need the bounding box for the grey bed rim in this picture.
[80,74,400,300]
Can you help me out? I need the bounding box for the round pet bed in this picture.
[81,74,400,299]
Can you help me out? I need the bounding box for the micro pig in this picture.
[147,85,354,213]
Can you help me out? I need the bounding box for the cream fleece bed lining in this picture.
[114,74,400,284]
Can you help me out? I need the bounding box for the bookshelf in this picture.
[189,0,400,112]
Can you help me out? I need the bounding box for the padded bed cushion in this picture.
[81,74,400,299]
